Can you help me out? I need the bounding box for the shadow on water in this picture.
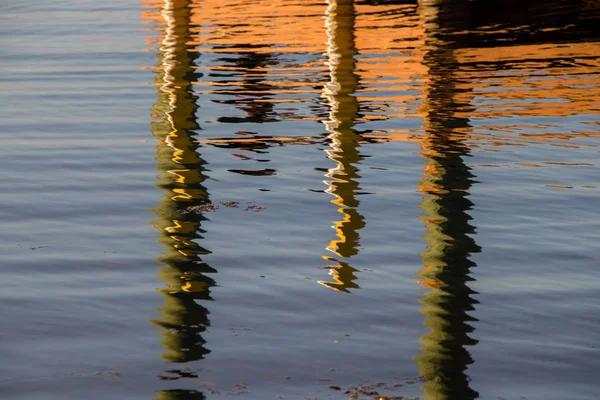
[318,0,366,293]
[146,0,212,397]
[413,1,481,399]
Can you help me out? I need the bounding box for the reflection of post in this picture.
[414,1,480,399]
[318,0,365,292]
[145,0,215,375]
[152,389,206,400]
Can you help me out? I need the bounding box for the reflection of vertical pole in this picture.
[415,1,480,399]
[318,0,365,292]
[146,0,215,368]
[152,389,206,400]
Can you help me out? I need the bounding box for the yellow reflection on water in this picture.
[137,0,600,397]
[318,0,365,293]
[143,0,215,370]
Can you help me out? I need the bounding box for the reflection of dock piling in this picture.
[152,389,206,400]
[414,1,480,399]
[318,0,365,293]
[144,0,215,376]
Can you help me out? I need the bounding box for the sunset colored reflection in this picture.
[413,1,479,399]
[142,0,600,152]
[1,0,598,398]
[140,0,600,397]
[143,0,215,375]
[317,0,364,293]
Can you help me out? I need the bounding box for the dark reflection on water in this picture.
[413,0,599,397]
[148,0,214,393]
[152,390,206,400]
[414,1,480,398]
[213,50,279,124]
[227,168,276,176]
[428,0,600,47]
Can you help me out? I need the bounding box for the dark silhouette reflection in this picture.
[412,1,600,396]
[207,45,288,173]
[414,1,481,398]
[426,0,600,48]
[318,0,365,293]
[212,48,279,124]
[146,0,215,383]
[227,168,276,176]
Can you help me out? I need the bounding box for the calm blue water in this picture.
[1,0,599,399]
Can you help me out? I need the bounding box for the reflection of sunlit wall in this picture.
[425,0,600,122]
[318,0,365,293]
[189,0,327,53]
[186,0,428,123]
[354,2,428,123]
[453,42,600,120]
[142,0,215,365]
[414,1,480,399]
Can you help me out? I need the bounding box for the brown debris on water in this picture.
[182,201,265,214]
[221,201,241,208]
[228,326,252,336]
[16,244,50,250]
[182,203,220,214]
[337,378,422,400]
[197,382,248,396]
[245,202,265,212]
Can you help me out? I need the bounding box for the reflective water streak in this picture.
[145,0,215,388]
[318,0,365,293]
[414,1,481,398]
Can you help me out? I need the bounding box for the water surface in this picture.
[1,0,599,399]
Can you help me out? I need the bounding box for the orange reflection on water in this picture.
[140,0,600,397]
[143,0,215,376]
[317,0,364,293]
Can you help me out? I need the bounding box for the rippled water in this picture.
[1,0,599,399]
